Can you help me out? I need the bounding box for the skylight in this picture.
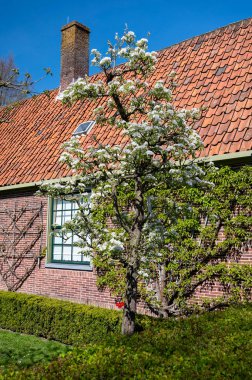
[73,121,95,136]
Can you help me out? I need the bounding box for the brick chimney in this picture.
[60,21,90,91]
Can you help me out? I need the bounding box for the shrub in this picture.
[1,304,252,380]
[0,291,121,345]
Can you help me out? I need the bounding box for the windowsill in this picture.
[45,263,93,271]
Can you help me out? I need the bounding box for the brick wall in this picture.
[0,190,115,309]
[0,189,251,310]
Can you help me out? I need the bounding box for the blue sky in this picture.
[0,0,251,92]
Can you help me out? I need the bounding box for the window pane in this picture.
[63,232,72,244]
[54,199,62,211]
[73,247,82,261]
[73,234,80,243]
[54,211,62,225]
[82,255,90,263]
[62,211,71,223]
[53,245,62,260]
[72,200,80,210]
[62,200,72,210]
[54,234,63,245]
[62,245,72,261]
[51,196,91,265]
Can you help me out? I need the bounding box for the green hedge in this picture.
[0,291,121,345]
[1,304,252,379]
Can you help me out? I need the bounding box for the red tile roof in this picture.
[0,18,251,187]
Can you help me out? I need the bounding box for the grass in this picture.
[1,304,252,379]
[0,329,70,370]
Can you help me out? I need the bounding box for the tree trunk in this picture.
[155,264,170,318]
[121,175,143,335]
[121,265,138,335]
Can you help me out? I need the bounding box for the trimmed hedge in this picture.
[1,304,252,379]
[1,291,251,379]
[0,291,121,345]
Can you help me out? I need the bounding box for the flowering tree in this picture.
[42,30,212,335]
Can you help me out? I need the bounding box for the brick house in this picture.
[0,18,251,309]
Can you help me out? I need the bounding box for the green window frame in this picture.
[48,197,90,265]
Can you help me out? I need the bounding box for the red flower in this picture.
[115,301,125,309]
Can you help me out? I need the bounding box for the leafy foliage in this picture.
[2,304,252,379]
[0,291,121,345]
[140,166,252,316]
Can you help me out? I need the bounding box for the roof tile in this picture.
[0,18,251,187]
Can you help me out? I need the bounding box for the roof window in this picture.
[73,121,95,136]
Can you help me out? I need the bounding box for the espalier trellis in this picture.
[0,201,44,291]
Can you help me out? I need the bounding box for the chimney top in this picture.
[60,21,90,91]
[61,20,90,33]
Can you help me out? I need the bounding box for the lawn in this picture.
[1,305,252,379]
[0,330,70,370]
